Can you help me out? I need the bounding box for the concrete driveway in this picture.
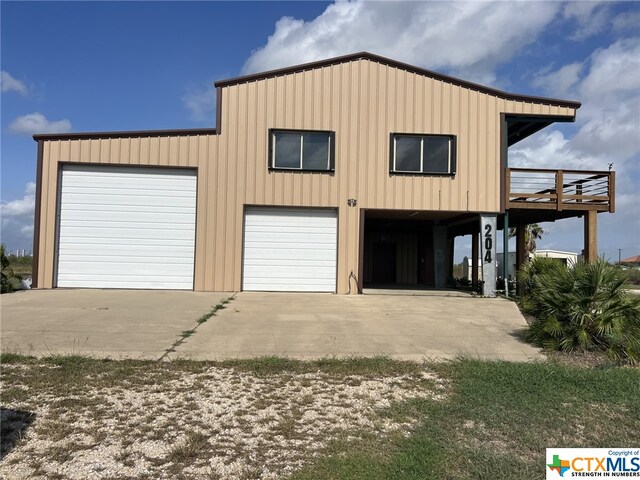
[0,289,225,358]
[1,289,543,361]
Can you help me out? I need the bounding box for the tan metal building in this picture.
[32,52,614,295]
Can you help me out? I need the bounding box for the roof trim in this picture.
[215,52,581,109]
[32,128,217,142]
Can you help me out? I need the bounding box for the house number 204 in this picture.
[484,224,493,263]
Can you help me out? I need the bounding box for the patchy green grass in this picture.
[217,355,425,377]
[291,358,640,480]
[1,354,638,479]
[167,430,209,464]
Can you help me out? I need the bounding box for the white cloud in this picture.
[563,2,612,41]
[530,38,640,168]
[578,38,640,114]
[182,85,216,122]
[0,71,28,95]
[1,182,36,217]
[243,1,561,84]
[8,112,72,135]
[1,182,36,250]
[612,10,640,33]
[532,62,583,97]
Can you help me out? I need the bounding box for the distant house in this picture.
[31,52,615,296]
[619,255,640,268]
[497,250,580,278]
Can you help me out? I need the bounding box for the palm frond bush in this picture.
[519,258,640,364]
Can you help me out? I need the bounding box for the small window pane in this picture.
[302,133,330,170]
[274,132,301,168]
[395,136,421,172]
[423,137,450,173]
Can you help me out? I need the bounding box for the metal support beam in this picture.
[516,225,527,296]
[447,236,455,286]
[471,231,479,288]
[503,212,509,298]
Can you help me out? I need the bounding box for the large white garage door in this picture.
[243,207,337,292]
[56,165,197,289]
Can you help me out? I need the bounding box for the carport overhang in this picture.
[504,113,577,148]
[445,209,596,237]
[360,209,485,292]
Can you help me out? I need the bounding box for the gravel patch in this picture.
[1,362,444,479]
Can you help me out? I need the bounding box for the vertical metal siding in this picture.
[35,58,576,292]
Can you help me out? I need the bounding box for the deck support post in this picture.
[584,211,598,262]
[502,212,509,298]
[516,225,527,296]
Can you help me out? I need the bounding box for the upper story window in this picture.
[269,129,335,172]
[390,133,456,175]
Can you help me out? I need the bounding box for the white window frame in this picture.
[271,130,333,171]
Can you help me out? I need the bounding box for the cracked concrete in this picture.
[1,289,542,361]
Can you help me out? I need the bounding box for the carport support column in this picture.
[446,236,455,286]
[516,225,527,296]
[584,211,598,262]
[480,214,497,297]
[433,226,447,289]
[471,231,479,288]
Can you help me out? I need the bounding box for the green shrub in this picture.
[517,257,565,311]
[624,268,640,286]
[521,259,640,364]
[1,244,14,294]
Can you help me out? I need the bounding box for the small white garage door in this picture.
[56,165,197,289]
[243,207,337,292]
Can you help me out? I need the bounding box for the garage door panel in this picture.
[246,217,336,227]
[61,187,196,199]
[60,211,195,224]
[244,225,336,234]
[61,177,197,190]
[60,192,197,208]
[58,225,196,239]
[243,247,335,260]
[241,281,334,292]
[56,277,193,290]
[244,241,335,251]
[61,204,195,214]
[58,238,194,248]
[243,231,336,243]
[61,167,196,181]
[243,207,337,292]
[57,262,194,275]
[243,266,336,279]
[244,248,335,265]
[57,253,194,264]
[57,165,196,290]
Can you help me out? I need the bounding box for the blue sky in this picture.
[1,1,639,261]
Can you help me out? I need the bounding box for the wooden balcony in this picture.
[506,168,615,213]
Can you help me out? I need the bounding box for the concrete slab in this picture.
[171,292,543,362]
[0,289,229,358]
[362,288,472,297]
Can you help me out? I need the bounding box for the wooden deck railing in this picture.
[506,168,615,212]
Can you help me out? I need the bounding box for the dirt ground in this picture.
[0,359,445,479]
